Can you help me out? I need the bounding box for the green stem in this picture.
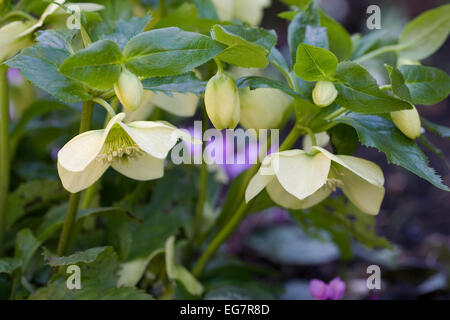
[93,98,116,117]
[354,45,399,64]
[56,101,93,256]
[0,65,9,254]
[193,108,208,245]
[324,107,347,121]
[192,125,302,277]
[305,127,317,146]
[214,58,224,73]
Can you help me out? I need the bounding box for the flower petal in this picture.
[57,159,109,193]
[274,150,331,200]
[57,113,126,172]
[338,165,385,215]
[153,92,199,117]
[111,153,164,181]
[120,121,192,159]
[266,178,331,210]
[313,147,384,186]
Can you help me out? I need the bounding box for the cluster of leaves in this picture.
[0,0,449,300]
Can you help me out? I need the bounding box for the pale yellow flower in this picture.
[246,147,385,215]
[57,113,192,193]
[391,106,422,140]
[312,81,338,107]
[239,87,293,131]
[211,0,271,26]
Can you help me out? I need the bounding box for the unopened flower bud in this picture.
[397,57,421,66]
[205,71,240,130]
[114,68,143,111]
[312,81,338,107]
[239,87,293,130]
[390,106,421,140]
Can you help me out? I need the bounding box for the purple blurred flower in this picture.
[309,277,346,300]
[7,68,24,86]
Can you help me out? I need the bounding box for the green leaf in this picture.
[236,76,307,99]
[5,30,92,103]
[37,205,139,242]
[6,179,65,229]
[212,24,277,68]
[319,10,352,61]
[335,113,450,191]
[60,40,123,91]
[385,64,412,101]
[294,44,338,81]
[287,1,319,66]
[165,237,203,296]
[397,4,450,59]
[269,47,289,74]
[44,247,110,267]
[155,3,199,31]
[98,15,150,49]
[0,258,21,275]
[14,229,41,271]
[124,27,225,77]
[31,247,153,300]
[422,118,450,138]
[397,65,450,105]
[330,124,358,155]
[334,61,412,114]
[142,72,206,95]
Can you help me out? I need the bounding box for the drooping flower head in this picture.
[57,113,193,193]
[245,147,385,215]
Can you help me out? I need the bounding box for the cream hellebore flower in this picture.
[211,0,271,26]
[0,21,33,62]
[312,81,338,107]
[125,91,200,122]
[205,70,240,130]
[57,113,192,193]
[239,87,293,131]
[245,147,385,215]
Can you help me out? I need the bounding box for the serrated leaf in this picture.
[294,44,338,81]
[334,61,412,114]
[6,30,92,103]
[212,24,277,68]
[142,72,206,95]
[385,64,412,101]
[124,27,225,77]
[330,124,358,155]
[397,65,450,105]
[397,4,450,59]
[287,1,319,66]
[44,247,110,267]
[0,258,21,275]
[59,40,123,91]
[14,229,41,271]
[335,113,449,191]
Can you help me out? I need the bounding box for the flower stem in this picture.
[192,125,302,277]
[193,108,208,245]
[0,65,10,254]
[354,45,399,64]
[56,101,94,256]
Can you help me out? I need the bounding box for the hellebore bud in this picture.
[390,106,422,140]
[312,81,338,107]
[205,71,240,130]
[114,68,143,111]
[239,87,293,130]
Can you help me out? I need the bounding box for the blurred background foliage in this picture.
[0,0,448,300]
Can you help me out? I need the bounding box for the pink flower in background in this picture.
[7,68,24,86]
[309,277,346,300]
